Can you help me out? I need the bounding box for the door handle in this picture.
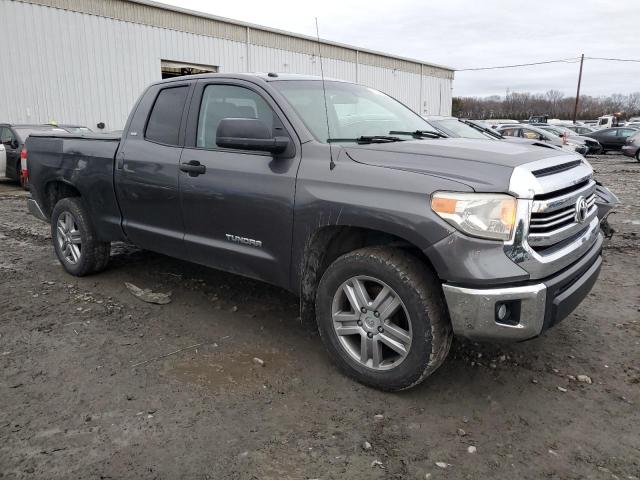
[116,152,125,170]
[180,160,206,176]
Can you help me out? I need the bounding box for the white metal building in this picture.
[0,0,454,131]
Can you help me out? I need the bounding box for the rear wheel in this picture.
[636,149,640,162]
[51,197,110,276]
[315,247,452,391]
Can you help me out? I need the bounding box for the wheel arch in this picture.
[42,179,81,218]
[297,225,441,324]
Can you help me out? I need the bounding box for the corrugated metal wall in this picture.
[0,0,453,130]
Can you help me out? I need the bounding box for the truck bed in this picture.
[26,132,125,242]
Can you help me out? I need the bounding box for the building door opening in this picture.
[161,60,218,79]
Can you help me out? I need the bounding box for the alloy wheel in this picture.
[331,275,412,370]
[56,211,82,264]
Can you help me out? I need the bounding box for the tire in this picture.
[636,150,640,162]
[51,197,111,276]
[315,247,452,391]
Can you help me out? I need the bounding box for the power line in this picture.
[458,56,640,71]
[585,56,640,63]
[458,58,579,71]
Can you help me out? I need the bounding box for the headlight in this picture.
[431,192,516,241]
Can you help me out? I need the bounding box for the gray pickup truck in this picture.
[26,74,615,391]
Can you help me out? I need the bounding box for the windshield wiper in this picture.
[327,135,404,144]
[389,130,447,139]
[458,119,503,139]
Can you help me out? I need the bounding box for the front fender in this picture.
[290,146,472,294]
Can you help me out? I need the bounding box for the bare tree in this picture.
[452,91,640,120]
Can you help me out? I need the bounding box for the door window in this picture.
[618,128,636,137]
[197,84,277,149]
[145,86,189,145]
[500,128,518,137]
[522,129,541,140]
[0,128,15,146]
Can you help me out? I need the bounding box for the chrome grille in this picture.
[528,180,597,249]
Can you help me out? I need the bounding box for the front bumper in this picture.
[621,145,639,158]
[442,234,602,342]
[574,145,589,156]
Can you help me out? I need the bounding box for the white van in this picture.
[0,144,6,180]
[596,115,619,129]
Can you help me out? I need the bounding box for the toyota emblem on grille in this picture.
[575,196,589,223]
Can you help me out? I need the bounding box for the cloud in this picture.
[157,0,640,97]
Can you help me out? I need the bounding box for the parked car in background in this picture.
[595,115,621,130]
[527,115,548,124]
[479,119,520,128]
[0,124,67,188]
[0,143,6,180]
[565,124,596,135]
[497,124,589,155]
[534,124,602,155]
[586,127,639,153]
[621,130,640,161]
[424,116,562,151]
[624,121,640,129]
[57,125,94,134]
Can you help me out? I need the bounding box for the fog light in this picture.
[494,300,521,326]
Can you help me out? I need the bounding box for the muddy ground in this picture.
[0,154,638,480]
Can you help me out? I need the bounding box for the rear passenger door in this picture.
[115,82,193,258]
[597,129,618,149]
[616,128,637,148]
[179,79,300,288]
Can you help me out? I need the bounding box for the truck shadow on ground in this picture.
[102,242,560,396]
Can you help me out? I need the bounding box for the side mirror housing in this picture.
[11,140,19,149]
[216,118,289,154]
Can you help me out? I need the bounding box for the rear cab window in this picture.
[145,86,189,145]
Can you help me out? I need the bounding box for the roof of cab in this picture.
[151,72,349,87]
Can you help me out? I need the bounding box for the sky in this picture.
[156,0,639,99]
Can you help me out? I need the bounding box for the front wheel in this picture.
[315,247,452,391]
[636,149,640,162]
[51,197,111,276]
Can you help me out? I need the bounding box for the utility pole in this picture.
[572,54,584,124]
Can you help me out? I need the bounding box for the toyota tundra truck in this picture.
[25,74,615,391]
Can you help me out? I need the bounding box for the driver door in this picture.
[179,79,300,288]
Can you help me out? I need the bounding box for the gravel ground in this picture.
[0,154,638,480]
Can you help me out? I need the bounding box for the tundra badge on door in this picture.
[225,234,262,248]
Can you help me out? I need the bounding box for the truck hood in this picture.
[343,138,577,192]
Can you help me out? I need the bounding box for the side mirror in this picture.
[11,140,19,149]
[216,118,289,154]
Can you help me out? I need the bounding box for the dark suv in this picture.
[0,124,66,187]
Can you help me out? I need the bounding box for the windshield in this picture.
[272,80,438,142]
[427,118,490,139]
